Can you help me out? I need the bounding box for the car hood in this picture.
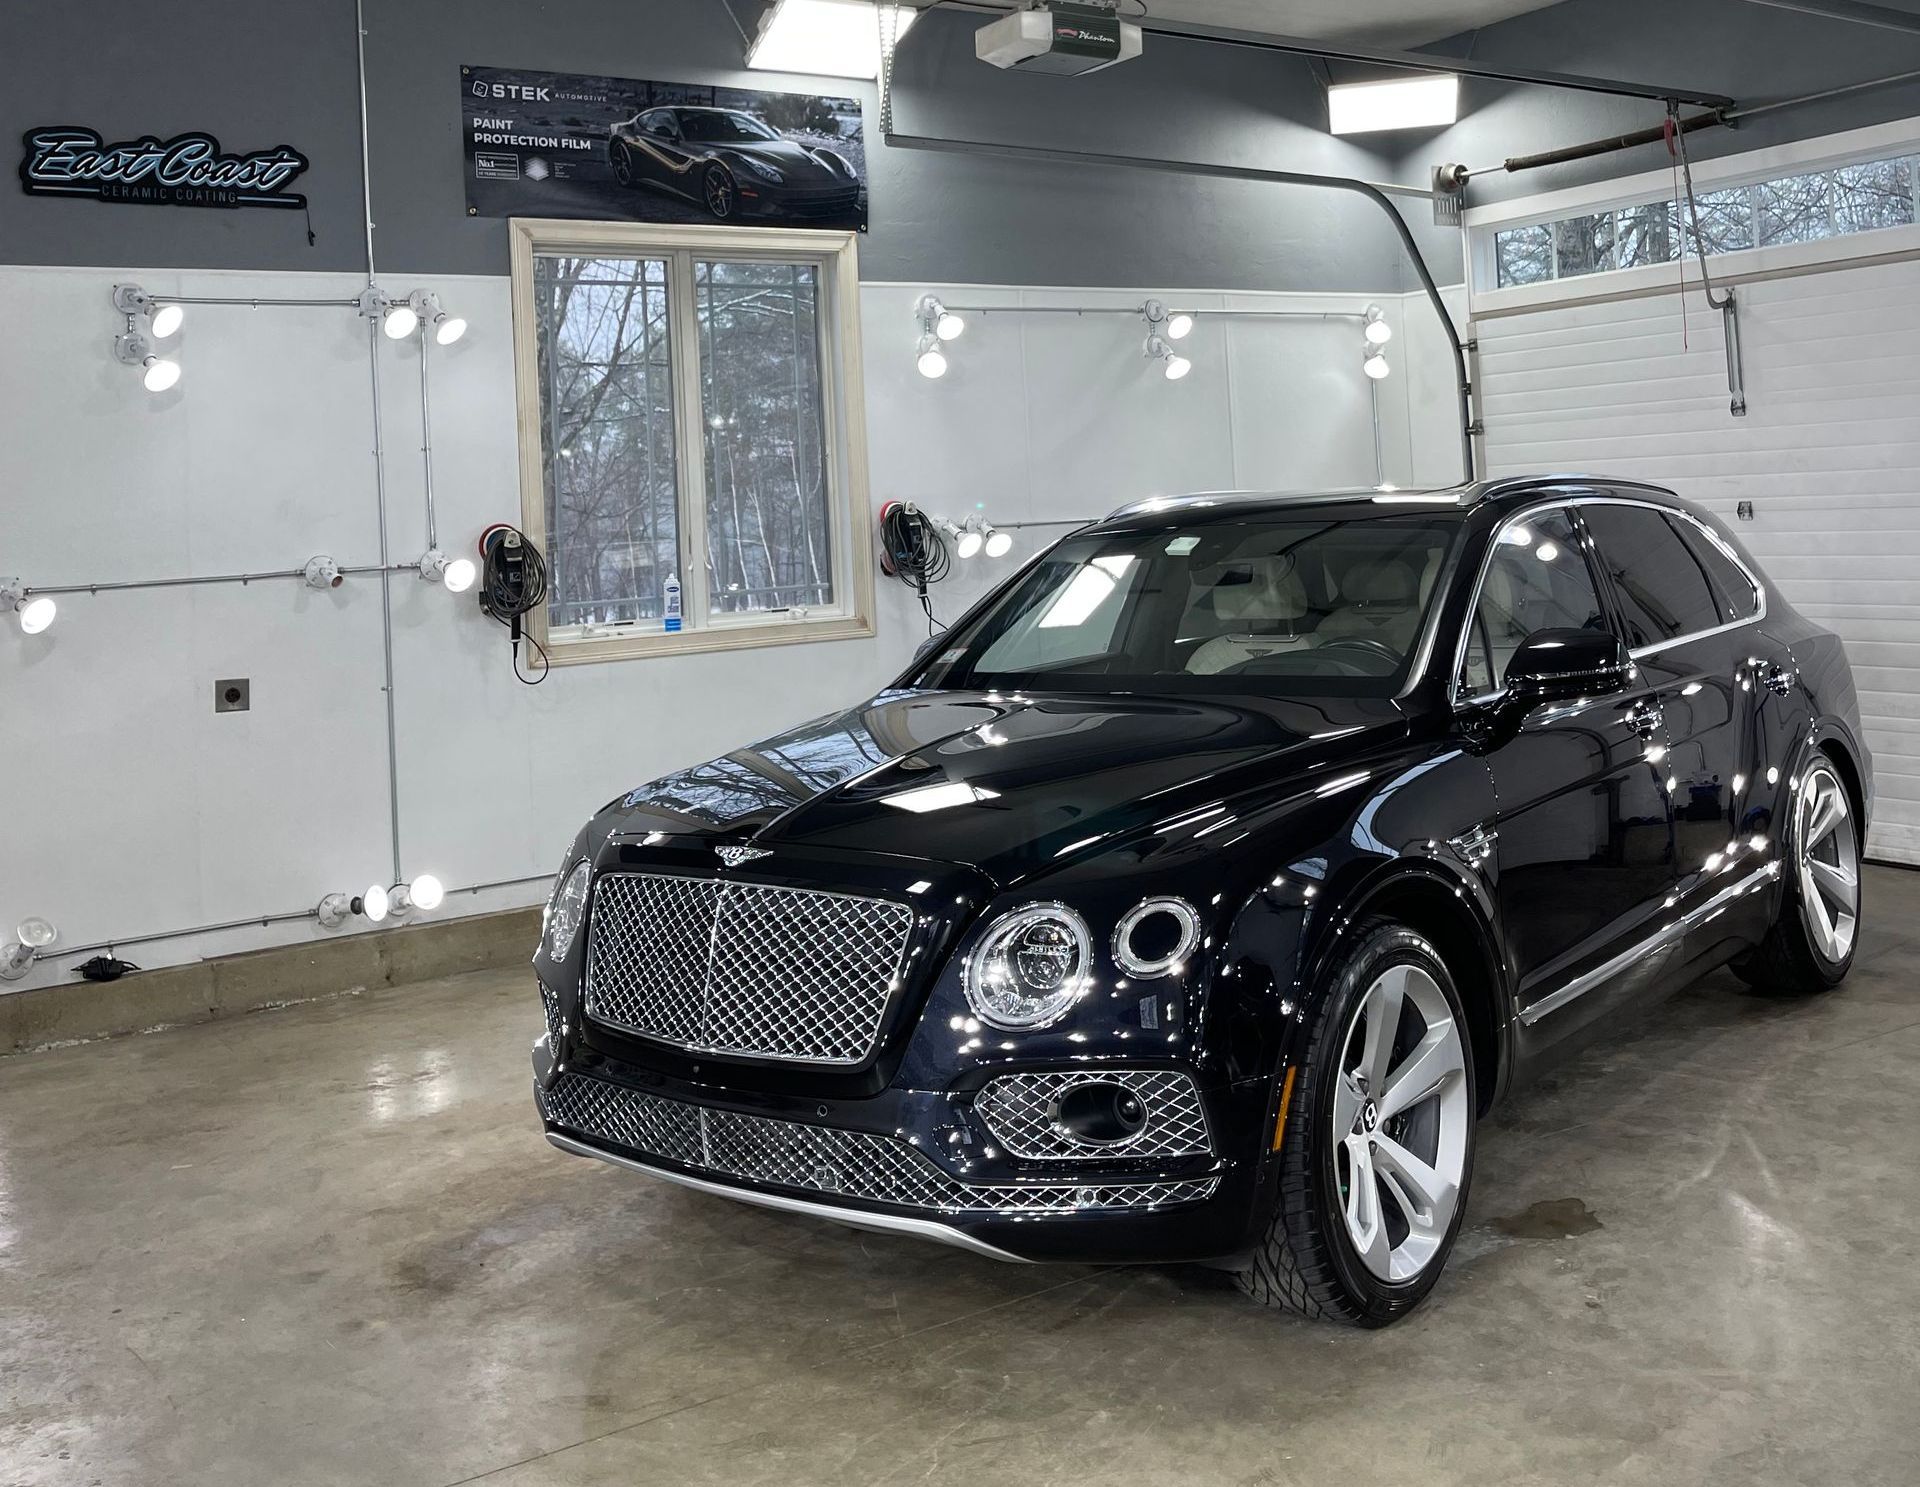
[600,688,1411,887]
[719,140,839,174]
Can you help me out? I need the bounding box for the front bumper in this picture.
[533,1041,1272,1265]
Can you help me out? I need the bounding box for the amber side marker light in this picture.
[1271,1065,1298,1152]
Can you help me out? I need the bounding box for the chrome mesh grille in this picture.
[539,982,564,1052]
[544,1074,1218,1216]
[974,1070,1213,1162]
[585,873,915,1064]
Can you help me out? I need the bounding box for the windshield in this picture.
[910,512,1461,697]
[680,111,781,143]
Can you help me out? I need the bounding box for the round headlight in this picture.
[964,902,1092,1030]
[545,861,593,960]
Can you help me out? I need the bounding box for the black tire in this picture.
[1733,755,1860,994]
[702,163,738,220]
[610,140,637,188]
[1234,919,1477,1327]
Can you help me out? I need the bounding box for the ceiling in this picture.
[1131,0,1567,47]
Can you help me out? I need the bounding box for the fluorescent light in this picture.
[1372,492,1459,505]
[748,0,918,79]
[1328,74,1460,136]
[883,781,1000,814]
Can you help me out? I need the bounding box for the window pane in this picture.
[1682,186,1753,256]
[533,255,680,630]
[1461,509,1606,696]
[1552,212,1616,278]
[1581,505,1723,648]
[1832,157,1916,234]
[1759,168,1835,246]
[1615,201,1678,268]
[1670,517,1761,623]
[1496,224,1554,287]
[696,260,834,616]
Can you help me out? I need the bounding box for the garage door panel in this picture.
[1477,255,1920,863]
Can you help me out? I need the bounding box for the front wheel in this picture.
[610,140,637,188]
[702,163,738,219]
[1235,920,1476,1326]
[1734,755,1860,993]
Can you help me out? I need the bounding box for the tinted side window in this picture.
[1581,504,1722,648]
[1460,507,1608,696]
[1671,516,1761,622]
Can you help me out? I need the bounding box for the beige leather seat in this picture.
[1186,562,1313,675]
[1316,556,1423,656]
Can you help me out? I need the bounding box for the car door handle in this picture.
[1763,663,1795,697]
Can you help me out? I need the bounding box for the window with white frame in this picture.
[1493,152,1920,288]
[509,220,873,662]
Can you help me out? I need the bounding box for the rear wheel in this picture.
[1235,920,1475,1326]
[1735,756,1860,993]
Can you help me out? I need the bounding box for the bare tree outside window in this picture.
[534,255,680,628]
[696,261,834,616]
[1495,223,1553,287]
[1552,212,1616,278]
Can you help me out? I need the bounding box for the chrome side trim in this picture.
[1519,860,1781,1025]
[546,1132,1034,1265]
[1450,492,1768,705]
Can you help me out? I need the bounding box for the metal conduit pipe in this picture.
[21,563,416,598]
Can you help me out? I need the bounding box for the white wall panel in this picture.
[1475,258,1920,863]
[0,267,1438,989]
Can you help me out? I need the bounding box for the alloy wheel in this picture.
[1797,761,1859,964]
[612,143,634,186]
[1331,963,1471,1283]
[705,168,736,217]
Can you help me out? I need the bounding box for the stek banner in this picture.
[461,65,869,231]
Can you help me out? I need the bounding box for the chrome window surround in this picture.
[1450,493,1769,706]
[541,1073,1220,1215]
[973,1069,1214,1162]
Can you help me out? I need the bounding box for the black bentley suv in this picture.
[608,105,861,222]
[533,478,1870,1326]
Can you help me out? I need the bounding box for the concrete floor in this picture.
[4,869,1919,1486]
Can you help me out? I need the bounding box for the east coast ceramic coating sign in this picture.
[19,127,310,210]
[461,64,868,230]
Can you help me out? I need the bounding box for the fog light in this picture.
[1050,1081,1150,1145]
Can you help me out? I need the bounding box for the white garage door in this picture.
[1474,256,1920,864]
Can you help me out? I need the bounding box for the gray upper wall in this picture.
[1400,0,1920,212]
[2,0,1427,293]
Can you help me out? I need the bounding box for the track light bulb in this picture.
[1363,348,1391,380]
[1165,312,1194,340]
[1364,306,1393,346]
[955,519,985,560]
[390,875,446,916]
[418,549,476,593]
[407,290,466,345]
[382,302,418,339]
[149,302,184,339]
[1145,334,1190,381]
[982,524,1013,559]
[2,580,54,635]
[917,294,965,342]
[0,916,58,981]
[915,334,948,379]
[361,884,392,923]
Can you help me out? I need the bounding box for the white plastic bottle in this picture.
[663,573,682,633]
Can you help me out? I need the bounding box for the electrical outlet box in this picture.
[215,678,251,713]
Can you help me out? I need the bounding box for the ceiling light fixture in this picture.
[360,884,393,924]
[1364,305,1393,345]
[381,298,419,340]
[114,330,181,392]
[1363,345,1392,380]
[408,289,467,346]
[915,334,949,379]
[1,579,55,635]
[0,916,58,981]
[419,549,477,593]
[112,284,183,340]
[918,294,965,342]
[1143,299,1194,342]
[972,518,1013,559]
[746,0,919,79]
[1145,334,1191,381]
[1328,74,1461,136]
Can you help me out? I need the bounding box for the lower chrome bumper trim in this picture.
[546,1131,1034,1265]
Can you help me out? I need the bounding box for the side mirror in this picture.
[1504,628,1633,702]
